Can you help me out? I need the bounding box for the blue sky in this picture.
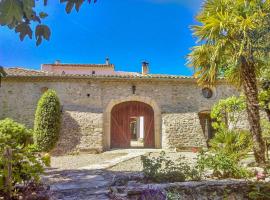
[0,0,202,76]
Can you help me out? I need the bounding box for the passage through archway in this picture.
[111,101,155,148]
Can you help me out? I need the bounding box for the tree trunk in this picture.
[241,59,266,165]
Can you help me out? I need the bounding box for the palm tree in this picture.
[188,0,270,164]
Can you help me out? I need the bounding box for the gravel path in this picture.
[45,150,198,199]
[44,150,157,199]
[108,151,198,172]
[51,152,127,170]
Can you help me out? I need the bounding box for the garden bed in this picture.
[0,182,50,200]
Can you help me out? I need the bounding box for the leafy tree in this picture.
[0,0,97,46]
[34,89,61,152]
[188,0,270,164]
[211,95,246,131]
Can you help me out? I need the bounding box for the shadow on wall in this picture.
[51,111,82,156]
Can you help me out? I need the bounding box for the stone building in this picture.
[0,60,238,154]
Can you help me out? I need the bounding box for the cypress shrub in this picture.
[34,89,61,152]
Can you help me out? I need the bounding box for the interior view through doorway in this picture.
[130,116,144,147]
[111,101,155,148]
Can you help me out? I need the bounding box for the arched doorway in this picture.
[111,101,155,148]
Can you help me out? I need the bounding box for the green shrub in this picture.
[141,151,201,183]
[196,129,253,179]
[34,89,61,152]
[0,118,32,148]
[209,129,252,161]
[0,118,48,197]
[197,150,252,179]
[248,183,270,200]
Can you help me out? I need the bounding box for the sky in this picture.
[0,0,202,76]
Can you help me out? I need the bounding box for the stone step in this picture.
[51,188,110,200]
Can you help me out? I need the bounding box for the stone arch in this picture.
[103,96,161,150]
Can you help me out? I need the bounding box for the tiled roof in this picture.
[3,67,193,80]
[42,63,114,68]
[4,67,55,76]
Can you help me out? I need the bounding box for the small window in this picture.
[202,87,213,99]
[132,85,136,94]
[92,71,96,75]
[41,87,48,93]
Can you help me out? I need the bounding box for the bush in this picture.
[248,182,270,200]
[200,96,254,179]
[197,150,252,179]
[0,118,32,148]
[0,118,49,198]
[197,129,252,179]
[34,89,61,152]
[209,129,252,161]
[141,151,201,183]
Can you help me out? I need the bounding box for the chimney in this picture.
[55,60,61,64]
[142,61,149,75]
[105,57,110,65]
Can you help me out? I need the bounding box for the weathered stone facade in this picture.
[52,111,103,155]
[0,69,239,154]
[162,113,207,149]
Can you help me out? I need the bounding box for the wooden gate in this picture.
[111,101,155,148]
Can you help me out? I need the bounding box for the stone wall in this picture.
[52,111,103,155]
[111,180,253,200]
[0,78,239,152]
[162,113,207,149]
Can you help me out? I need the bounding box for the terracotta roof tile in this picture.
[42,63,114,68]
[3,67,193,80]
[4,67,55,76]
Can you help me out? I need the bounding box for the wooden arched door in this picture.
[111,101,155,148]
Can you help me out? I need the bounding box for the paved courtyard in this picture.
[43,149,197,200]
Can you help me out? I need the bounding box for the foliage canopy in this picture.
[188,0,270,86]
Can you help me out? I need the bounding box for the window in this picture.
[132,85,136,94]
[202,87,213,99]
[92,71,96,75]
[198,112,215,147]
[40,87,48,93]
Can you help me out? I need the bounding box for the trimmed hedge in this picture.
[34,89,61,152]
